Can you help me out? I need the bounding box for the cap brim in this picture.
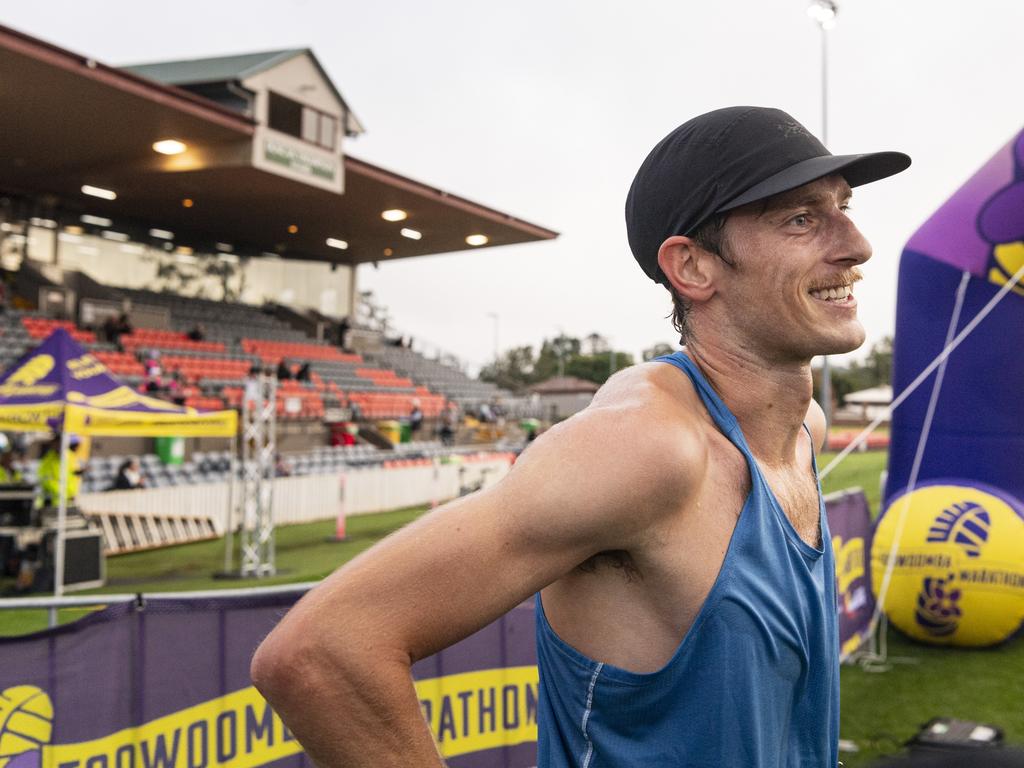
[716,151,911,214]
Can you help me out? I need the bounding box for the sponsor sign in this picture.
[827,490,875,658]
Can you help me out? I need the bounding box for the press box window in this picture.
[268,91,336,151]
[268,92,302,138]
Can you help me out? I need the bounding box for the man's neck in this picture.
[683,340,813,467]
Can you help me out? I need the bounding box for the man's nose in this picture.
[830,211,872,266]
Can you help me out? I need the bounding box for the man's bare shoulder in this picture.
[521,361,709,509]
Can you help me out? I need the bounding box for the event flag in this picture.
[0,328,236,437]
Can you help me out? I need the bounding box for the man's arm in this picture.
[251,395,701,767]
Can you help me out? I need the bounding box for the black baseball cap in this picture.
[625,106,911,283]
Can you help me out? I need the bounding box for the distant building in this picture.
[529,376,599,420]
[839,385,892,422]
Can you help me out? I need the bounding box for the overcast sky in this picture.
[4,1,1022,371]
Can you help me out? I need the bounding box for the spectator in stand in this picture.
[346,397,362,422]
[243,365,261,409]
[168,370,187,406]
[336,316,351,351]
[439,402,458,446]
[478,401,494,424]
[111,458,145,490]
[144,350,162,393]
[276,359,293,381]
[274,454,293,477]
[105,312,133,348]
[409,399,423,436]
[186,323,206,342]
[296,363,312,383]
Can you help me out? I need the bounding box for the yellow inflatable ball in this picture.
[0,686,53,768]
[872,482,1024,646]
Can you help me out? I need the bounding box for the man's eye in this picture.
[791,214,810,226]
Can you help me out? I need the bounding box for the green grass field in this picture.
[2,449,1021,765]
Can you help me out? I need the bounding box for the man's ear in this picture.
[657,236,716,301]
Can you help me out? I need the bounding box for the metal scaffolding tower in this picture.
[224,373,277,578]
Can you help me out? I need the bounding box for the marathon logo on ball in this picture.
[872,483,1024,646]
[0,671,538,768]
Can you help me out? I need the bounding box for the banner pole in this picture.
[52,428,70,617]
[224,432,238,574]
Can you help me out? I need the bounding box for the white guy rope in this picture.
[821,259,1024,479]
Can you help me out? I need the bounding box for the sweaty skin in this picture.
[250,173,864,766]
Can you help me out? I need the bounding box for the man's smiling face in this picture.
[714,174,873,362]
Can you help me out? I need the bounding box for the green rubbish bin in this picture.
[377,420,401,445]
[155,436,185,465]
[399,421,412,443]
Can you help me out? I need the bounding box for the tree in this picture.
[481,333,635,390]
[479,345,536,390]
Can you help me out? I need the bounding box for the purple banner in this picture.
[826,489,876,658]
[0,590,538,768]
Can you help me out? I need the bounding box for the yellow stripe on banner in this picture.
[32,668,540,766]
[63,404,238,437]
[414,666,539,758]
[42,688,302,768]
[0,403,65,431]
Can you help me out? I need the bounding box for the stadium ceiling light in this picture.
[149,228,174,240]
[152,139,187,155]
[287,224,299,234]
[182,198,194,208]
[29,217,57,229]
[175,246,194,256]
[326,238,348,250]
[81,184,117,200]
[381,209,407,222]
[101,230,130,242]
[119,243,146,254]
[400,228,422,240]
[80,214,112,227]
[465,234,489,246]
[64,225,84,235]
[216,242,233,252]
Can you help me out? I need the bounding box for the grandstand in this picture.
[0,23,553,430]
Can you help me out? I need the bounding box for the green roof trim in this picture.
[120,48,364,135]
[120,49,308,86]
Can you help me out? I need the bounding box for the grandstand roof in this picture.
[0,24,558,266]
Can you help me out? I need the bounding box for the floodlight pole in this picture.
[487,312,499,364]
[810,0,838,433]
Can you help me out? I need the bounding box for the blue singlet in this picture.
[535,351,839,767]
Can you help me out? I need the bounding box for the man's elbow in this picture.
[251,625,326,709]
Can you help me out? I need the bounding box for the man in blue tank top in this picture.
[252,108,910,767]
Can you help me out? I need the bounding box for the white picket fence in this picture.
[77,454,515,554]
